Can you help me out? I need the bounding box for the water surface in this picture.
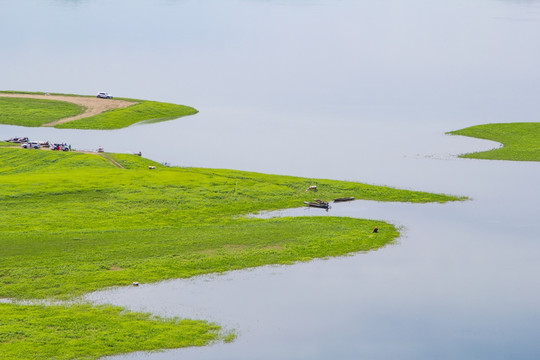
[1,0,540,359]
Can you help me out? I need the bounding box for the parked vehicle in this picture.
[21,141,40,149]
[97,92,113,99]
[51,143,70,151]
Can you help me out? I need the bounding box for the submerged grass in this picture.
[0,147,463,358]
[448,122,540,161]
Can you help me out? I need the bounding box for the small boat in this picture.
[333,197,355,202]
[304,201,330,209]
[5,137,28,143]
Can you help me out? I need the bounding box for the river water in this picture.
[1,0,540,359]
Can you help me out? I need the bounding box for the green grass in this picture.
[55,100,198,129]
[448,122,540,161]
[0,97,84,127]
[0,91,198,129]
[0,147,462,300]
[0,303,221,360]
[0,147,463,358]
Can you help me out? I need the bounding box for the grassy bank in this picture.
[448,122,540,161]
[0,97,84,127]
[0,147,463,358]
[0,303,221,360]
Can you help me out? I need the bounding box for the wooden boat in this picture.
[333,197,355,202]
[304,201,330,209]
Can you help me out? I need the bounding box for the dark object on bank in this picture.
[304,200,330,209]
[333,197,355,202]
[372,227,378,233]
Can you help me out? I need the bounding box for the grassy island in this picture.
[448,122,540,161]
[0,91,197,129]
[0,146,463,358]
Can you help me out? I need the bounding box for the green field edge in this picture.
[0,302,230,360]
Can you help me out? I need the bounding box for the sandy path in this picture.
[0,93,137,127]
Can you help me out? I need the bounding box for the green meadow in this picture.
[0,145,463,358]
[0,97,84,127]
[448,122,540,161]
[0,91,197,129]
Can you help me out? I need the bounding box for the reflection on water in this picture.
[1,0,540,359]
[91,196,540,360]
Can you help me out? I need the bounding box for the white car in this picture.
[97,92,113,99]
[22,141,40,149]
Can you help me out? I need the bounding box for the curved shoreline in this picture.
[448,122,540,162]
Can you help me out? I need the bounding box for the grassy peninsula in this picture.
[55,100,197,129]
[0,147,462,299]
[0,146,463,358]
[448,122,540,161]
[0,91,197,129]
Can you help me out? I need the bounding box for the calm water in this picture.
[2,0,540,359]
